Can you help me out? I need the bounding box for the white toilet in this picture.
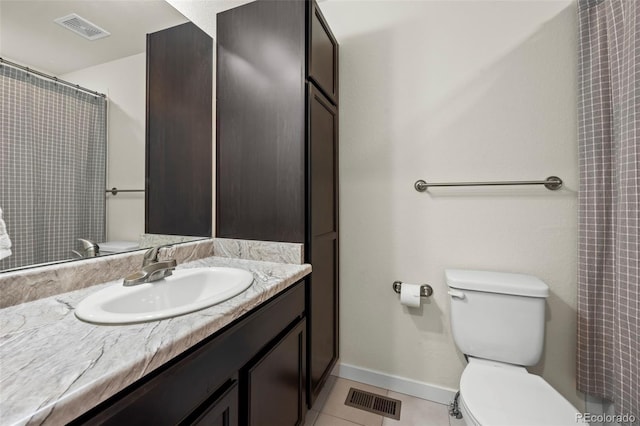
[99,240,139,255]
[445,269,585,426]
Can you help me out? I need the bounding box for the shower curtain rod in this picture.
[0,57,106,98]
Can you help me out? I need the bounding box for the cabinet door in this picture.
[216,0,307,243]
[307,85,339,405]
[245,320,306,426]
[308,0,338,104]
[190,380,238,426]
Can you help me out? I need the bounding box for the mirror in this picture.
[0,0,206,272]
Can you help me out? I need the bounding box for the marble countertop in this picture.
[0,256,311,426]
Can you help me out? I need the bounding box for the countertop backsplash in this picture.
[0,238,304,308]
[212,237,304,264]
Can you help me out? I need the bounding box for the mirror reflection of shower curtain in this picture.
[0,65,106,270]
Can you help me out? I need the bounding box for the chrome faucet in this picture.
[72,238,100,258]
[123,246,177,286]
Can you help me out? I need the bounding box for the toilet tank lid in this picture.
[445,269,549,298]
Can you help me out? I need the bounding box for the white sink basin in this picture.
[75,267,254,324]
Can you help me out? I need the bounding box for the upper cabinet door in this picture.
[216,0,307,243]
[146,22,213,237]
[308,1,339,105]
[309,85,338,237]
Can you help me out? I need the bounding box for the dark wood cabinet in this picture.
[71,282,306,426]
[244,320,306,426]
[217,0,339,407]
[308,0,339,104]
[216,0,306,244]
[308,85,339,397]
[190,380,238,426]
[145,22,213,237]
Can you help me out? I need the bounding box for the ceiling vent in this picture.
[54,13,111,41]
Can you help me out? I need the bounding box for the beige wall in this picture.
[62,53,146,243]
[318,0,581,409]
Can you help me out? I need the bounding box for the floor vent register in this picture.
[344,387,402,420]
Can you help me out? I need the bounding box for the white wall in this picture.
[319,0,581,409]
[62,53,146,243]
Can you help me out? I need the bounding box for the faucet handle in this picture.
[142,245,174,266]
[142,247,161,266]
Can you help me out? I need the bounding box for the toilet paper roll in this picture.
[400,283,421,308]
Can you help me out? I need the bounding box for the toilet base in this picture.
[457,394,477,426]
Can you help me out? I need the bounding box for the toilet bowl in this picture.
[446,269,585,426]
[458,358,584,426]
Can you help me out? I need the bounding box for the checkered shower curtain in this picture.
[0,65,106,270]
[577,0,639,422]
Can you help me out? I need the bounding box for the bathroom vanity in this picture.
[0,251,311,425]
[73,279,306,425]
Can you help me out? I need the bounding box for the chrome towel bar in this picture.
[414,176,563,192]
[106,187,145,196]
[392,281,433,298]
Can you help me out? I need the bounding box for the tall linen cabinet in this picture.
[216,0,339,407]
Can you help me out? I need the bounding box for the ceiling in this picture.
[164,0,254,38]
[0,0,189,75]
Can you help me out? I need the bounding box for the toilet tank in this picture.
[445,269,549,366]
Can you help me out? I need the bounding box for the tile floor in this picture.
[305,376,466,426]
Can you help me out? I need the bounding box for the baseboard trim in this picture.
[332,363,457,405]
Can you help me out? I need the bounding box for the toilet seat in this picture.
[99,241,138,254]
[459,358,585,426]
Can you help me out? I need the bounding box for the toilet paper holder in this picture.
[392,281,433,297]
